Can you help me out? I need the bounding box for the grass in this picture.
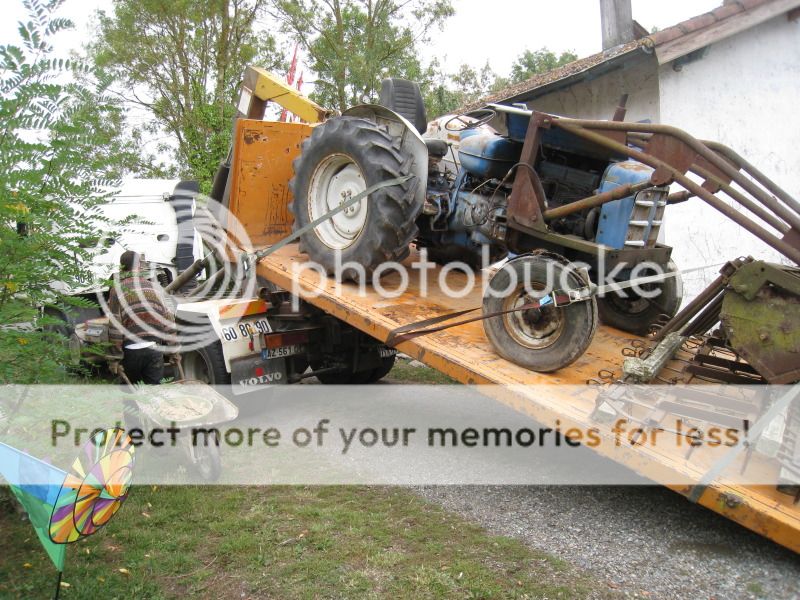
[0,485,610,599]
[384,357,456,385]
[0,358,612,598]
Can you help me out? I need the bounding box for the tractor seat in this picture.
[379,78,448,159]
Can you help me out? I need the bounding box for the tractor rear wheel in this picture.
[289,116,420,282]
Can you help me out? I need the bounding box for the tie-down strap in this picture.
[385,287,593,346]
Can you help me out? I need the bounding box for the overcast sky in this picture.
[2,0,722,79]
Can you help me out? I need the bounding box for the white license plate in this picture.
[220,318,272,342]
[261,344,305,360]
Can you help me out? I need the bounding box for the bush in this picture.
[0,0,136,383]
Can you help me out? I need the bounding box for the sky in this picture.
[2,0,723,79]
[0,0,721,157]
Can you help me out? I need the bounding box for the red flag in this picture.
[280,45,300,122]
[286,44,298,86]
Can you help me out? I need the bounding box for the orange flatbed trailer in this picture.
[224,114,800,553]
[254,246,800,554]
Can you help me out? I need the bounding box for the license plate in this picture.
[220,318,272,342]
[261,344,305,360]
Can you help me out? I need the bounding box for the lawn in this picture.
[1,359,612,599]
[0,485,609,599]
[384,356,456,385]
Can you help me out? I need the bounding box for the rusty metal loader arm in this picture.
[492,104,800,265]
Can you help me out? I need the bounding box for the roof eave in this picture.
[655,0,800,65]
[496,46,649,107]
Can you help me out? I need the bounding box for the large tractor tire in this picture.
[597,260,683,336]
[482,254,598,373]
[289,116,420,282]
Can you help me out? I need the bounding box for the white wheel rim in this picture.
[308,154,368,250]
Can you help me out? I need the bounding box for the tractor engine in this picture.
[415,127,650,267]
[416,145,512,267]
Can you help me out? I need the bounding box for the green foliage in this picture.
[509,47,578,84]
[270,0,454,113]
[411,46,580,119]
[0,0,135,383]
[91,0,285,190]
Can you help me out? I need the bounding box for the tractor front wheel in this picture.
[597,260,683,336]
[482,254,598,372]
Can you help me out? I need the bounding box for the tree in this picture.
[450,61,496,105]
[269,0,454,113]
[0,0,136,383]
[91,0,285,189]
[509,48,578,84]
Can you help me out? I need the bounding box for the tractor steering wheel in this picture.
[444,108,496,132]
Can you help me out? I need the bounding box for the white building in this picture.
[470,0,800,298]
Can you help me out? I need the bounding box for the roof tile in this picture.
[711,3,744,20]
[740,0,769,9]
[648,26,684,45]
[681,13,720,32]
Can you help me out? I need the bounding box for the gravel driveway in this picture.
[415,485,800,599]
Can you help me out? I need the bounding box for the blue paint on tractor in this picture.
[596,161,655,249]
[458,132,521,180]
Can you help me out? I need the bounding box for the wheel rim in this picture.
[182,351,211,383]
[308,154,368,250]
[501,285,565,350]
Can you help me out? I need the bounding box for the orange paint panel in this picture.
[228,120,314,247]
[218,300,269,320]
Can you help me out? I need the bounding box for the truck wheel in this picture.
[181,341,230,384]
[482,255,598,372]
[289,116,420,281]
[597,260,683,336]
[364,354,396,383]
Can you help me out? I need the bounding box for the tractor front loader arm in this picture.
[491,104,800,266]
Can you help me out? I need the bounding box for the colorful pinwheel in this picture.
[49,427,135,544]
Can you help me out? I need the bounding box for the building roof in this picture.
[462,0,800,113]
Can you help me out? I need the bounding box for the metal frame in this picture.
[491,104,800,266]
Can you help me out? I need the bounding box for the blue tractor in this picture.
[289,78,798,372]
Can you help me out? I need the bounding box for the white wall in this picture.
[658,15,800,298]
[525,56,661,123]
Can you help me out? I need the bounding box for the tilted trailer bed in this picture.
[255,245,800,554]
